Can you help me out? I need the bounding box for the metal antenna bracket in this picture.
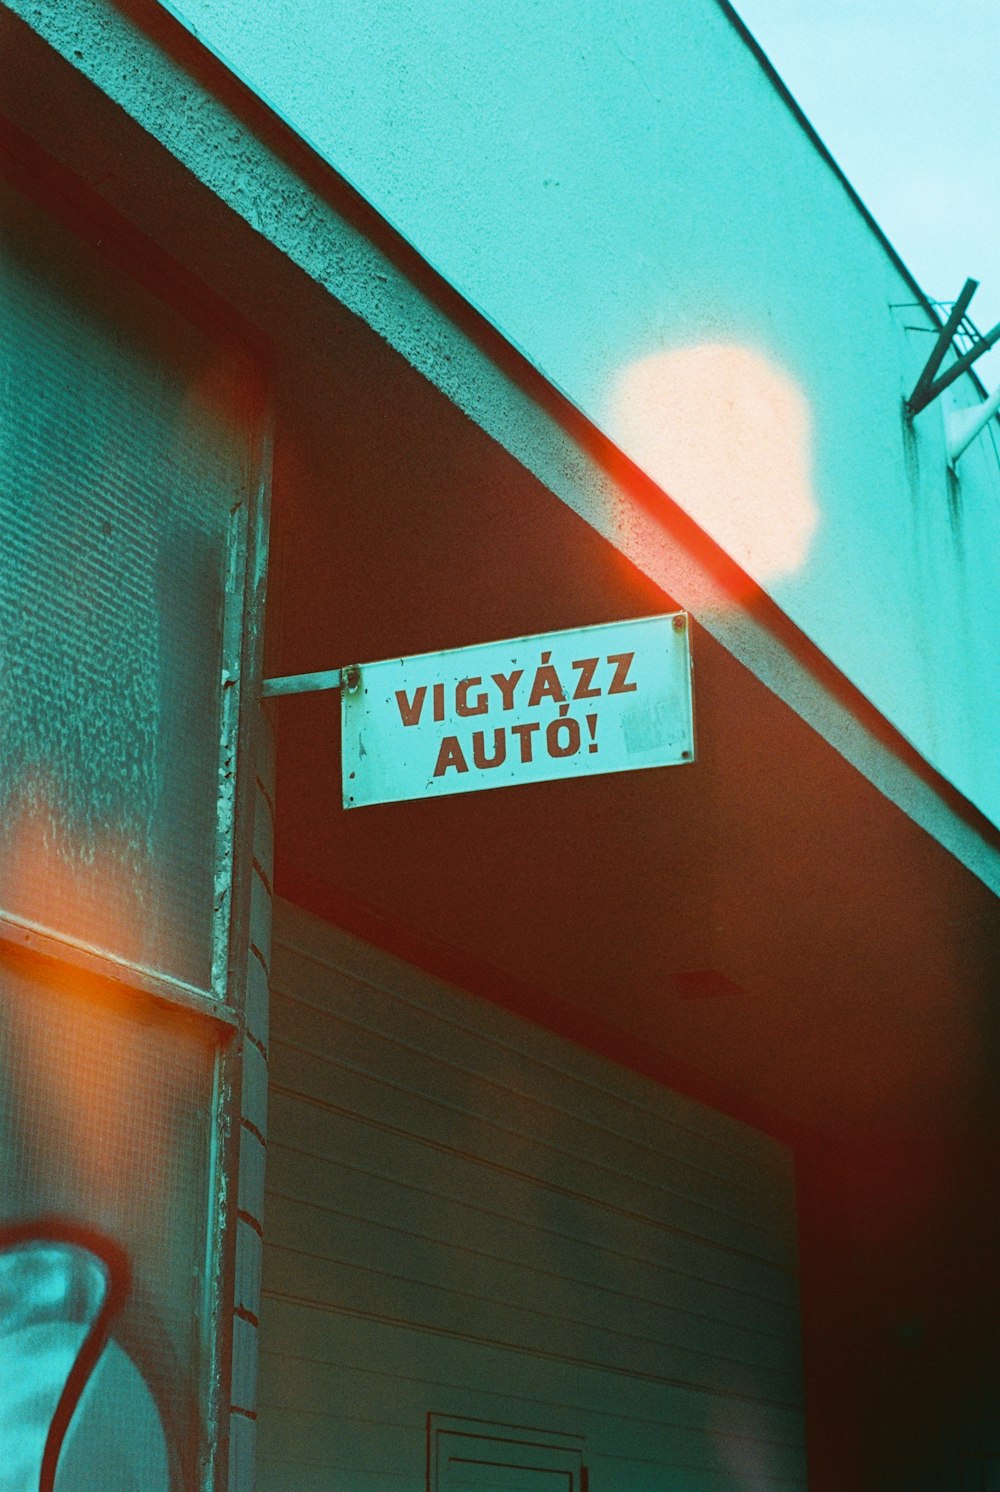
[906,278,1000,416]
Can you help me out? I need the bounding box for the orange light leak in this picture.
[1,793,177,1231]
[609,344,818,596]
[0,784,156,971]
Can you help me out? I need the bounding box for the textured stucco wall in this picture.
[153,0,1000,828]
[4,0,999,874]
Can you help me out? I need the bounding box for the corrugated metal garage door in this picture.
[258,899,807,1489]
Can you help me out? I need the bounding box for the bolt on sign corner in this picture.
[341,614,694,808]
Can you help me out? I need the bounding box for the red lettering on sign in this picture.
[491,669,523,711]
[395,686,426,727]
[456,676,489,716]
[546,712,581,758]
[528,653,566,707]
[606,652,637,694]
[510,721,539,763]
[472,728,506,769]
[571,657,601,699]
[432,682,445,722]
[433,736,469,776]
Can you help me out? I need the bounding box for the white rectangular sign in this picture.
[341,613,694,808]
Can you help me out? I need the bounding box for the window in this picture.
[0,145,267,1490]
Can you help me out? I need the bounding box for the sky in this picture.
[731,0,1000,387]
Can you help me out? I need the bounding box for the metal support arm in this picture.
[947,383,1000,468]
[907,278,1000,415]
[261,667,344,698]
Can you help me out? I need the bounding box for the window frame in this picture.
[0,128,272,1492]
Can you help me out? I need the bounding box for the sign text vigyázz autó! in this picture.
[341,613,694,808]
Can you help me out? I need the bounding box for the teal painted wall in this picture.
[156,0,1000,828]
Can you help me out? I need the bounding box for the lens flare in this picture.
[609,344,818,586]
[0,791,176,1215]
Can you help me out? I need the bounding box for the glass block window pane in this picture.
[0,946,217,1486]
[0,174,251,990]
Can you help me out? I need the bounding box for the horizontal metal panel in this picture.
[269,957,794,1213]
[265,1126,800,1333]
[259,1297,807,1450]
[258,1347,807,1473]
[265,1150,800,1369]
[274,921,791,1184]
[255,1306,811,1480]
[263,1238,801,1407]
[261,903,806,1487]
[268,1023,794,1269]
[259,1412,800,1492]
[266,1095,797,1329]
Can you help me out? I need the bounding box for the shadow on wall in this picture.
[609,344,818,592]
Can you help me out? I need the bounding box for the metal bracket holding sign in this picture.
[262,613,695,809]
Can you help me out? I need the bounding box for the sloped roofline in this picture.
[714,0,988,394]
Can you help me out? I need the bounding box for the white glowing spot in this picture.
[610,344,818,582]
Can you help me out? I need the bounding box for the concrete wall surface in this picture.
[151,0,1000,828]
